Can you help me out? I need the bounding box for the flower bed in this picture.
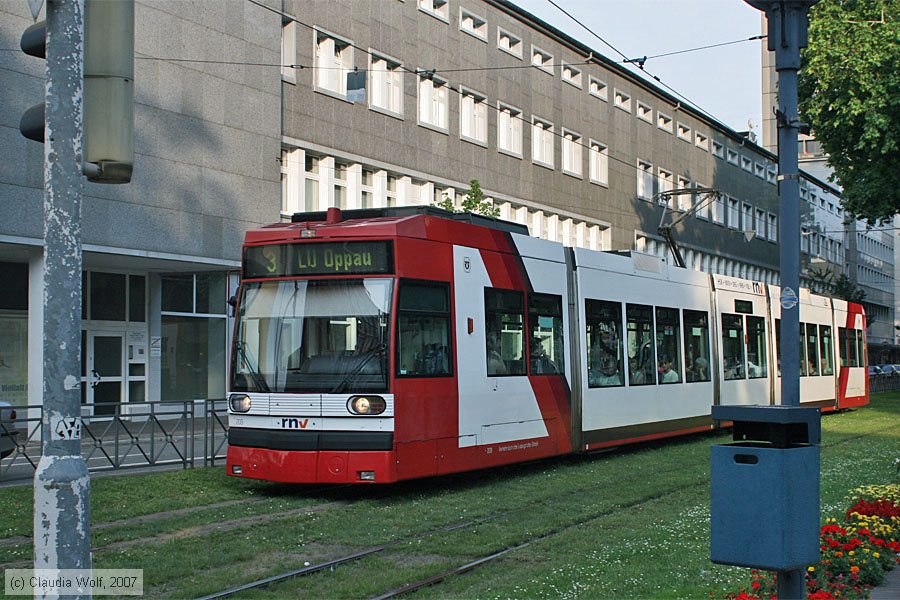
[724,484,900,599]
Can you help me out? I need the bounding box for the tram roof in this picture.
[245,206,530,245]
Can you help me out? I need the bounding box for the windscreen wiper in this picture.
[329,343,386,394]
[236,342,270,393]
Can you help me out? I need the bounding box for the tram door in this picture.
[81,331,125,416]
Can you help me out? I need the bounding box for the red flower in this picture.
[751,581,761,590]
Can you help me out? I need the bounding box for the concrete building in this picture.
[0,1,282,411]
[0,0,852,411]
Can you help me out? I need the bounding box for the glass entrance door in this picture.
[82,332,125,416]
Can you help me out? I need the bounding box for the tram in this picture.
[226,207,868,484]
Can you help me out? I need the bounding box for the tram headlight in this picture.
[347,395,386,415]
[229,393,251,413]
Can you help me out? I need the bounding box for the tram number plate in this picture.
[276,417,318,430]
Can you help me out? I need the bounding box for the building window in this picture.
[418,0,449,22]
[589,76,608,101]
[531,45,553,74]
[695,183,710,220]
[741,156,754,172]
[743,203,754,232]
[657,112,673,133]
[727,148,739,165]
[498,28,522,58]
[755,208,766,238]
[460,88,487,144]
[498,103,523,157]
[562,62,583,88]
[370,53,403,116]
[712,140,725,158]
[636,101,652,123]
[333,161,348,208]
[658,168,673,201]
[676,122,692,142]
[304,154,320,211]
[386,174,398,207]
[314,30,352,97]
[637,159,653,199]
[361,168,374,208]
[712,194,726,224]
[562,130,583,177]
[767,166,777,184]
[728,197,741,229]
[677,177,691,211]
[459,7,487,40]
[485,288,526,376]
[755,162,766,178]
[418,72,448,130]
[281,19,297,83]
[695,132,709,151]
[589,140,608,186]
[161,272,227,402]
[614,89,631,112]
[532,116,554,168]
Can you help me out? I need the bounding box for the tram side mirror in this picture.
[227,295,237,317]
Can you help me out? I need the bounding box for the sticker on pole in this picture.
[781,287,799,310]
[51,416,82,440]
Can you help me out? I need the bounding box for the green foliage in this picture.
[433,179,500,218]
[799,0,900,224]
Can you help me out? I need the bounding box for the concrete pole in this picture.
[744,3,817,598]
[33,0,92,590]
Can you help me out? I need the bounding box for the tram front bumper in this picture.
[226,445,396,484]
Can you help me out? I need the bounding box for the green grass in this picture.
[1,393,897,599]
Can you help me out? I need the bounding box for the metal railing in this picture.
[0,399,229,482]
[868,373,900,393]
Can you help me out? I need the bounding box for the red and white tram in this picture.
[226,207,868,484]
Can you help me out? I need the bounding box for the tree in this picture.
[433,179,500,218]
[798,0,900,224]
[807,267,867,303]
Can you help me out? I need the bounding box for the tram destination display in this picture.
[243,241,393,278]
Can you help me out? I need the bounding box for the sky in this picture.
[512,0,765,136]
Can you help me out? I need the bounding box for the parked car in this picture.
[878,364,896,375]
[869,365,883,377]
[0,401,18,459]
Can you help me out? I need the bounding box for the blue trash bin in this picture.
[709,405,820,570]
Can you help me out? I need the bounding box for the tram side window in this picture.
[839,327,858,367]
[485,289,526,376]
[820,325,834,376]
[529,294,565,375]
[857,329,866,367]
[655,307,682,384]
[683,310,711,382]
[799,323,808,376]
[722,314,745,380]
[396,281,451,377]
[806,323,820,376]
[746,316,768,378]
[586,299,624,388]
[626,304,655,385]
[775,318,781,376]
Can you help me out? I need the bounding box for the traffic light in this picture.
[19,0,134,184]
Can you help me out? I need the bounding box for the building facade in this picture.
[0,1,282,411]
[0,0,859,411]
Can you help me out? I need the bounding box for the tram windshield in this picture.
[231,278,392,393]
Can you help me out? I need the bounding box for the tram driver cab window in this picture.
[396,281,451,377]
[485,289,526,376]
